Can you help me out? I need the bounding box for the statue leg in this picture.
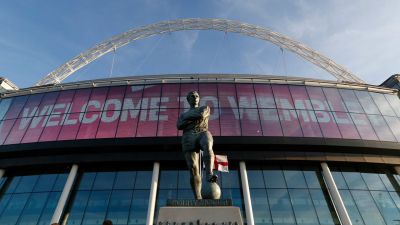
[184,151,202,199]
[200,131,217,182]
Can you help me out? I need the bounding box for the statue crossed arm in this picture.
[177,91,217,200]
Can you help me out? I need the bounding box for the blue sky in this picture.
[1,0,399,88]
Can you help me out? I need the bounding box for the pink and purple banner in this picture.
[1,83,400,145]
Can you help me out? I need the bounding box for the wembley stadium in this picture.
[0,19,399,225]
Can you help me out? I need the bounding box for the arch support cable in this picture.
[36,18,364,86]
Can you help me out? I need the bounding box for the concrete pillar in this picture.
[146,162,160,225]
[239,161,254,225]
[321,162,352,225]
[50,164,79,225]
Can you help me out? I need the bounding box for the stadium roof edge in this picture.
[1,73,397,98]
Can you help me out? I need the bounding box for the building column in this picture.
[50,164,79,225]
[239,161,254,225]
[0,169,4,179]
[321,162,352,225]
[147,162,160,225]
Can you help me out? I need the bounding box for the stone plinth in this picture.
[157,199,243,225]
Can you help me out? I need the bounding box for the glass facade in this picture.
[332,167,400,225]
[247,165,340,225]
[0,173,67,225]
[0,165,398,225]
[62,170,152,225]
[1,82,400,145]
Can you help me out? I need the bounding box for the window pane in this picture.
[367,115,396,142]
[332,112,360,139]
[142,85,161,110]
[272,85,294,109]
[218,83,237,108]
[81,190,111,225]
[83,88,107,113]
[70,89,92,113]
[350,113,378,140]
[136,109,157,137]
[0,119,16,145]
[77,172,96,190]
[306,86,330,111]
[134,171,152,189]
[157,108,179,137]
[221,170,240,189]
[360,173,386,191]
[104,86,126,111]
[4,95,28,120]
[159,170,178,189]
[254,84,276,109]
[322,88,347,112]
[76,111,101,140]
[351,190,386,225]
[0,193,30,225]
[331,172,348,189]
[65,191,91,225]
[236,83,257,108]
[106,190,133,225]
[309,189,339,225]
[384,94,400,117]
[96,110,120,138]
[92,172,116,190]
[248,170,265,189]
[129,190,149,225]
[355,91,380,114]
[371,92,396,116]
[0,98,13,120]
[37,192,61,225]
[297,110,322,137]
[339,89,364,113]
[288,189,319,225]
[278,109,303,137]
[283,170,307,188]
[264,170,286,188]
[303,170,322,189]
[384,116,400,142]
[4,118,28,144]
[57,113,81,141]
[220,108,241,136]
[240,108,262,136]
[178,170,191,190]
[116,110,139,138]
[15,175,39,193]
[339,190,365,225]
[161,84,180,109]
[267,189,296,225]
[289,85,313,110]
[259,109,283,136]
[250,189,273,225]
[316,111,342,138]
[114,172,136,190]
[342,172,367,190]
[122,85,144,112]
[370,191,400,225]
[18,93,44,118]
[17,192,49,225]
[33,174,58,192]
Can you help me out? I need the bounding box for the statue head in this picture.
[186,91,200,108]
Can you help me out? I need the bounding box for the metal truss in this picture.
[36,18,364,86]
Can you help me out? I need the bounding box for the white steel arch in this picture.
[36,18,364,86]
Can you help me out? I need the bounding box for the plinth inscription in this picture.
[166,199,232,207]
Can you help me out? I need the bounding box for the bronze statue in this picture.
[177,91,218,199]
